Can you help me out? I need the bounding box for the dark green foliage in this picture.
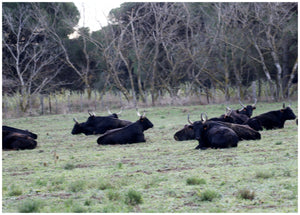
[18,199,42,213]
[8,184,22,196]
[69,180,86,192]
[186,177,206,185]
[125,189,143,205]
[198,189,220,201]
[237,189,255,200]
[64,163,75,170]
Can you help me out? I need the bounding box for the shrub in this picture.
[18,199,42,213]
[255,170,273,179]
[69,180,86,192]
[8,184,22,196]
[107,190,121,201]
[186,177,206,185]
[64,163,75,170]
[198,189,220,201]
[125,189,143,206]
[237,188,255,200]
[98,181,114,190]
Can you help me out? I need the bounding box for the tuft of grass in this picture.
[186,177,206,185]
[125,189,143,206]
[255,170,274,179]
[18,199,42,213]
[107,190,121,201]
[98,181,114,190]
[275,141,283,145]
[197,189,220,201]
[72,205,87,213]
[69,180,86,192]
[8,184,22,196]
[237,188,255,200]
[64,163,75,170]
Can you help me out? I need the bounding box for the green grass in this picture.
[2,102,298,212]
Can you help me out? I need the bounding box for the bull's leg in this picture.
[135,134,146,143]
[195,140,208,150]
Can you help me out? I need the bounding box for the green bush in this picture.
[98,181,114,190]
[186,177,206,185]
[69,180,86,192]
[125,189,143,205]
[198,189,220,201]
[18,199,42,213]
[8,184,22,196]
[237,188,255,200]
[64,163,75,170]
[107,190,121,201]
[255,170,273,179]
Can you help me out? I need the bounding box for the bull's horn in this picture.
[106,107,113,115]
[73,118,79,124]
[136,108,141,117]
[201,112,208,122]
[187,114,193,125]
[225,107,232,116]
[252,98,257,107]
[117,107,123,115]
[88,110,95,116]
[239,100,246,108]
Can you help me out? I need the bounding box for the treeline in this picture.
[2,2,298,112]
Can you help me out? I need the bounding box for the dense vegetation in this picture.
[2,103,298,212]
[2,2,298,114]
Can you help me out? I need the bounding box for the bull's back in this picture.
[206,127,238,148]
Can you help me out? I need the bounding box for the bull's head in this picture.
[281,103,296,120]
[188,114,206,141]
[107,107,123,118]
[238,99,257,117]
[174,124,195,141]
[136,108,153,130]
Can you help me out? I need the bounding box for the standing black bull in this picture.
[2,126,38,150]
[97,110,153,145]
[249,104,296,130]
[72,111,132,135]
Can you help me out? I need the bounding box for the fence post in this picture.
[40,94,44,115]
[54,93,58,114]
[80,92,83,112]
[94,90,97,111]
[49,94,52,114]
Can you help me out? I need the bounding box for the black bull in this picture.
[2,126,38,150]
[72,113,132,135]
[174,117,261,150]
[97,114,154,145]
[248,105,296,130]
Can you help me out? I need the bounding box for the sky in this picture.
[73,0,125,31]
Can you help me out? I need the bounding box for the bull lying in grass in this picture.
[247,103,296,130]
[97,110,153,145]
[2,126,38,150]
[174,114,261,150]
[72,110,132,135]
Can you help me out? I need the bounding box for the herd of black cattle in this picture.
[2,101,297,151]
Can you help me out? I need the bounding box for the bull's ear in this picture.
[188,125,193,130]
[203,125,208,130]
[253,107,256,110]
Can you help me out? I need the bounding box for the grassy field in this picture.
[2,102,298,212]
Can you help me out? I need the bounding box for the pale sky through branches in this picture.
[73,0,124,31]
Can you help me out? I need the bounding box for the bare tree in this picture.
[2,3,65,112]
